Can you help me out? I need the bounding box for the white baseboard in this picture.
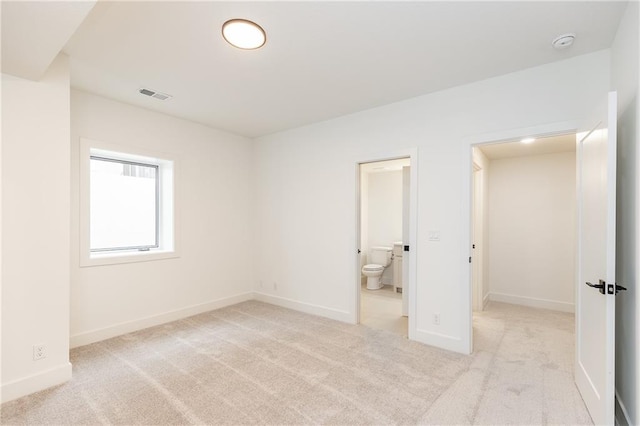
[413,328,467,354]
[71,291,351,349]
[254,292,353,323]
[1,362,72,403]
[70,292,254,348]
[615,389,633,426]
[482,293,490,309]
[488,292,574,313]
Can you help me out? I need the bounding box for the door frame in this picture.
[462,120,579,353]
[472,161,484,312]
[355,148,418,340]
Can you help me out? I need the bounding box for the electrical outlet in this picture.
[33,344,46,361]
[433,313,440,325]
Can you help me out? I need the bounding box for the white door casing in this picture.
[402,165,410,317]
[575,91,617,426]
[472,163,483,312]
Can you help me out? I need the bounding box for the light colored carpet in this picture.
[1,301,592,425]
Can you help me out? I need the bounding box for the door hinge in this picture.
[469,256,472,263]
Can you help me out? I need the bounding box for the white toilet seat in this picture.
[362,264,384,273]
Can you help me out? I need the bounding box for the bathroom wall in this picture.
[488,151,576,312]
[368,170,403,248]
[367,170,403,285]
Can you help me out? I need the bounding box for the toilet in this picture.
[362,246,392,290]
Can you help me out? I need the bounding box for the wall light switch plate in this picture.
[428,231,441,241]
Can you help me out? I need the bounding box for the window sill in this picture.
[80,249,179,267]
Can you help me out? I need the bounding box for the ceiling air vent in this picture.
[138,88,173,101]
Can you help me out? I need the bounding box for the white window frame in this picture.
[80,138,180,267]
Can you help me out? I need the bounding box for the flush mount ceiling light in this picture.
[552,33,576,50]
[222,19,266,50]
[521,137,536,144]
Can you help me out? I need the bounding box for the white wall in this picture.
[367,170,402,284]
[253,50,610,353]
[69,90,255,347]
[611,1,639,424]
[1,55,72,402]
[487,152,576,312]
[367,170,403,249]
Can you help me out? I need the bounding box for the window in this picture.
[80,139,178,266]
[90,156,159,252]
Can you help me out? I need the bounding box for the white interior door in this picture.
[575,91,617,425]
[402,166,410,317]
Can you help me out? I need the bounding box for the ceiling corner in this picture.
[1,0,97,81]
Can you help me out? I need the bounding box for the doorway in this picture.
[356,156,412,337]
[471,132,578,343]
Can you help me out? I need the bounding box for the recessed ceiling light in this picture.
[521,137,536,144]
[552,33,575,50]
[222,19,266,50]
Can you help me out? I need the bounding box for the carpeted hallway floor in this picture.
[1,301,592,425]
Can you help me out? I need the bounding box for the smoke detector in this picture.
[139,88,173,101]
[552,33,575,50]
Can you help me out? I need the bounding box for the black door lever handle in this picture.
[586,280,606,294]
[614,284,627,294]
[586,280,627,295]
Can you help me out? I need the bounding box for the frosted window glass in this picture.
[90,157,158,251]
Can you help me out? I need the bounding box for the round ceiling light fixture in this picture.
[222,19,266,50]
[552,33,575,50]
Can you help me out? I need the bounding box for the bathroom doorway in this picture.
[356,157,411,337]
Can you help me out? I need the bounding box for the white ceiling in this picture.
[1,1,95,80]
[478,133,576,160]
[3,1,628,138]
